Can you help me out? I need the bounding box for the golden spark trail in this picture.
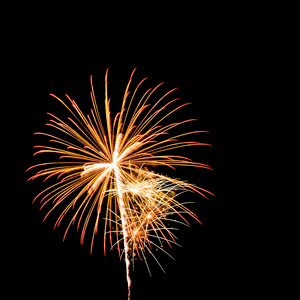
[113,133,133,299]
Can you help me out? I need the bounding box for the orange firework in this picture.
[27,68,214,300]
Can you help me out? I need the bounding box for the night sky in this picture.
[13,16,222,300]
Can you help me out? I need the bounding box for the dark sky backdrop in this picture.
[14,15,222,300]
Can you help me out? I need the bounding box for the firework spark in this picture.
[27,68,214,299]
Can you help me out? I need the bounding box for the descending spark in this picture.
[27,68,214,300]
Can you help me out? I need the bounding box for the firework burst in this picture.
[27,68,214,299]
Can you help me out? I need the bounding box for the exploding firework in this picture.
[27,68,214,299]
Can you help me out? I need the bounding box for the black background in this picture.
[11,10,224,300]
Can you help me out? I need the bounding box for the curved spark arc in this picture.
[27,68,214,299]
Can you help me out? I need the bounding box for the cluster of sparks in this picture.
[27,68,213,278]
[107,167,199,274]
